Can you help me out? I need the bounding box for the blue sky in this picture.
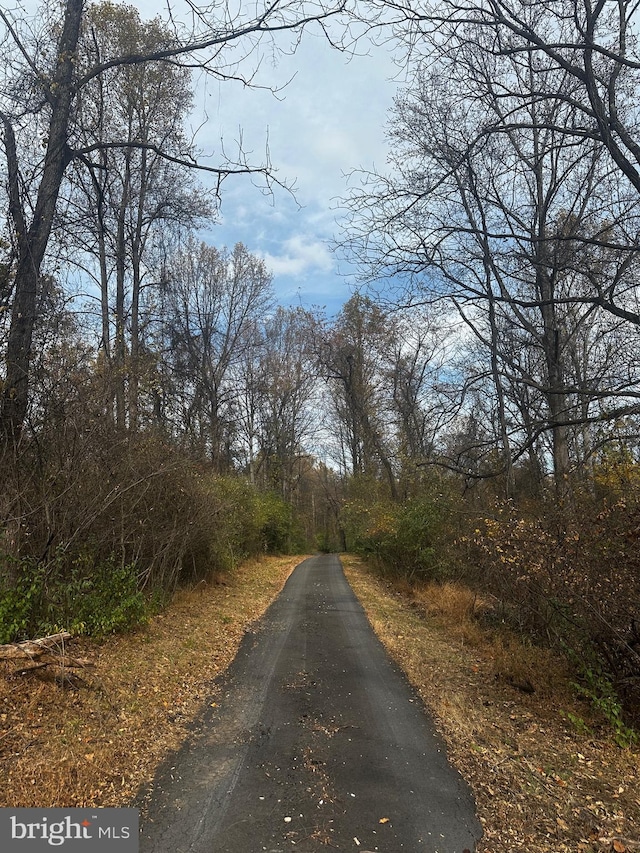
[184,24,399,315]
[14,1,401,316]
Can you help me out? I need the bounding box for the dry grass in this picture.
[412,580,480,620]
[0,554,305,808]
[342,554,640,853]
[412,580,487,648]
[410,580,571,698]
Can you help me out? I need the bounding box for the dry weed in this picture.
[412,581,486,647]
[413,580,478,620]
[489,633,571,700]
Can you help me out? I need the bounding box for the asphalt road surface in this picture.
[139,555,482,853]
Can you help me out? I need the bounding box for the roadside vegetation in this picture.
[0,431,305,645]
[1,0,640,840]
[0,555,301,808]
[344,555,640,853]
[341,466,640,738]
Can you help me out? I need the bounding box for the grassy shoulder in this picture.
[0,554,306,808]
[342,554,640,853]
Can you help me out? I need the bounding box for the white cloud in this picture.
[182,22,400,311]
[196,31,397,206]
[262,234,334,277]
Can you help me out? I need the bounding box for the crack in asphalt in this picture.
[139,555,482,853]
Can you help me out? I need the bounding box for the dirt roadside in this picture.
[342,555,640,853]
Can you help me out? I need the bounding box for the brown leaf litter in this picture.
[0,555,302,809]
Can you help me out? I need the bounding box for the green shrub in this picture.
[341,482,454,582]
[203,476,263,572]
[51,556,147,637]
[388,498,442,580]
[201,480,306,571]
[256,491,306,553]
[0,554,147,642]
[0,558,44,643]
[316,531,334,553]
[572,662,638,748]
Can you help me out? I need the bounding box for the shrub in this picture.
[341,479,458,582]
[572,661,638,748]
[0,558,44,643]
[202,476,263,572]
[457,493,640,726]
[0,554,147,642]
[255,491,301,554]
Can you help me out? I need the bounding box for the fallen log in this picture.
[12,655,94,671]
[0,632,72,660]
[1,631,94,681]
[1,632,95,686]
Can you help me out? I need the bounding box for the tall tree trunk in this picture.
[114,155,131,431]
[88,159,114,426]
[129,276,140,433]
[129,146,148,433]
[1,0,83,440]
[539,280,572,503]
[531,85,573,506]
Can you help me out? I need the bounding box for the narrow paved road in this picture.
[140,555,481,853]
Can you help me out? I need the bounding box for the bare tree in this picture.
[0,0,347,440]
[344,16,640,498]
[366,0,640,315]
[320,294,399,497]
[67,3,211,430]
[162,238,273,468]
[376,306,455,493]
[253,307,320,499]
